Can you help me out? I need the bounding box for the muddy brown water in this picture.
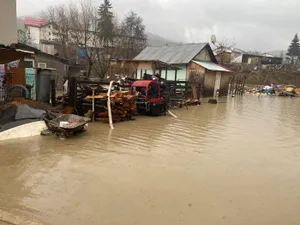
[1,95,300,225]
[0,222,12,225]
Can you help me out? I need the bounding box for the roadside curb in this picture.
[0,209,45,225]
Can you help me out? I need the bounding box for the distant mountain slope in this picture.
[147,32,176,47]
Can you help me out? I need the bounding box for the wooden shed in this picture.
[134,43,232,97]
[0,47,27,87]
[0,46,31,102]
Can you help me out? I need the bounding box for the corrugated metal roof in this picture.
[134,43,208,64]
[192,60,231,72]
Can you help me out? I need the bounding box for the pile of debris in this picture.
[86,91,135,123]
[176,98,201,108]
[277,85,297,97]
[186,98,201,106]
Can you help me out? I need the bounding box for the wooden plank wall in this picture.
[0,48,26,87]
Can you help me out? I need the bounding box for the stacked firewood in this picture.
[86,91,135,123]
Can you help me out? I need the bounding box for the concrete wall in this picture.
[0,0,17,46]
[40,24,56,42]
[26,26,40,44]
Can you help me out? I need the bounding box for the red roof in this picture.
[24,18,48,27]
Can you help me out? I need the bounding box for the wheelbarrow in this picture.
[42,112,90,138]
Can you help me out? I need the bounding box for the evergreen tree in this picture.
[121,11,147,58]
[98,0,114,47]
[122,11,146,39]
[287,34,300,62]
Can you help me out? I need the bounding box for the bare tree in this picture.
[44,1,147,79]
[44,5,71,59]
[68,1,99,77]
[213,38,235,65]
[17,29,32,45]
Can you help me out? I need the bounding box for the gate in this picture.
[25,68,35,99]
[0,73,12,104]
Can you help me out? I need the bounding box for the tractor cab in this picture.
[131,80,166,115]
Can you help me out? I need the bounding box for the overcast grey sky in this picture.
[17,0,299,52]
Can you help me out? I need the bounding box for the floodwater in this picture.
[1,95,300,225]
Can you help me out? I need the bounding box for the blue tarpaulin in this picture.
[79,48,86,57]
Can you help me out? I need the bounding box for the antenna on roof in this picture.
[211,34,217,45]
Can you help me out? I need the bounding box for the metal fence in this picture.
[0,86,7,104]
[0,73,13,104]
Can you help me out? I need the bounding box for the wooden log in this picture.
[208,99,218,104]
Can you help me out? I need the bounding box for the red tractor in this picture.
[130,80,167,116]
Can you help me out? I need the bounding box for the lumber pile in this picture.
[86,91,135,123]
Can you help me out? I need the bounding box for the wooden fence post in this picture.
[51,79,56,106]
[68,77,77,107]
[196,82,200,100]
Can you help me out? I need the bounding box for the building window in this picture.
[24,60,34,68]
[38,63,47,68]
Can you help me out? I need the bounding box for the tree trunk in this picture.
[87,61,93,78]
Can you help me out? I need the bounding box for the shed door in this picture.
[214,72,222,97]
[24,58,36,100]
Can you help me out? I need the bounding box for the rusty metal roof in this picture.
[116,59,181,70]
[192,60,232,72]
[134,43,208,64]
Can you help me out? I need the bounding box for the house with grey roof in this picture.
[133,43,231,97]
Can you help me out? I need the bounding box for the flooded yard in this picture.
[1,95,300,225]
